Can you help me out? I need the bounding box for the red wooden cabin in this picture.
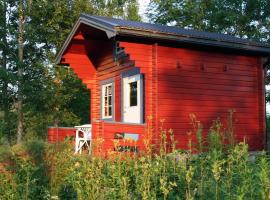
[51,14,270,153]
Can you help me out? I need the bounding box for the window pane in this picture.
[108,85,112,95]
[109,106,112,116]
[108,96,112,106]
[105,106,108,116]
[129,81,137,107]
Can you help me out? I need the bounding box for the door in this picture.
[123,74,143,123]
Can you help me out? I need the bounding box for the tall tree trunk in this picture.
[17,0,24,144]
[2,0,10,142]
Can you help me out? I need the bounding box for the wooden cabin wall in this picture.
[90,41,153,153]
[62,35,265,152]
[156,45,265,151]
[120,42,159,146]
[61,39,155,153]
[47,127,76,143]
[94,43,135,122]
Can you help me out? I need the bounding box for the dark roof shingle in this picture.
[83,14,269,47]
[56,14,270,63]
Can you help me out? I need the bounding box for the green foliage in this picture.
[1,118,270,199]
[148,0,270,41]
[58,184,78,200]
[0,144,12,162]
[0,0,141,143]
[0,141,50,200]
[0,173,16,200]
[45,129,270,200]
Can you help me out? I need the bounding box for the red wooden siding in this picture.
[89,42,154,152]
[156,45,265,150]
[56,38,157,153]
[55,27,265,153]
[120,42,159,144]
[47,127,76,143]
[83,41,160,153]
[62,32,97,90]
[96,122,146,153]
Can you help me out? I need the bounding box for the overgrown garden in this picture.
[1,116,270,200]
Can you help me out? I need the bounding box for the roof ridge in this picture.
[56,14,270,63]
[80,13,269,48]
[80,13,119,27]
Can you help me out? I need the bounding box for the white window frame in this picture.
[101,82,113,119]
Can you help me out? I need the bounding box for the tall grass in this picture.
[0,114,270,200]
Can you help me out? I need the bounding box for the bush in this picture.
[0,115,270,199]
[58,184,78,200]
[0,140,50,200]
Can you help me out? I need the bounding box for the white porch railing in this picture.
[74,124,92,154]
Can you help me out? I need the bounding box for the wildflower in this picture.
[75,162,80,168]
[186,166,194,184]
[169,181,177,187]
[212,160,224,182]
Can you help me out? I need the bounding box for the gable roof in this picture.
[56,13,270,64]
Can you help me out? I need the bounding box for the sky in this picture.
[138,0,150,21]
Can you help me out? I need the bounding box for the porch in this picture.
[47,121,147,154]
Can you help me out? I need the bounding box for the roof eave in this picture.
[55,16,116,64]
[56,15,270,64]
[117,28,270,55]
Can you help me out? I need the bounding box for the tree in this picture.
[16,0,25,143]
[0,0,17,142]
[0,0,8,139]
[23,0,141,130]
[148,0,270,41]
[0,0,141,143]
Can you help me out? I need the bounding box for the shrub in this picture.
[1,114,270,200]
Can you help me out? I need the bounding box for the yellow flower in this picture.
[75,162,80,168]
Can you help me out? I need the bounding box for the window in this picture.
[102,83,113,119]
[114,132,139,141]
[129,81,137,106]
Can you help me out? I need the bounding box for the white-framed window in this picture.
[101,83,113,119]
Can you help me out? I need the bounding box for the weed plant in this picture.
[0,114,270,199]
